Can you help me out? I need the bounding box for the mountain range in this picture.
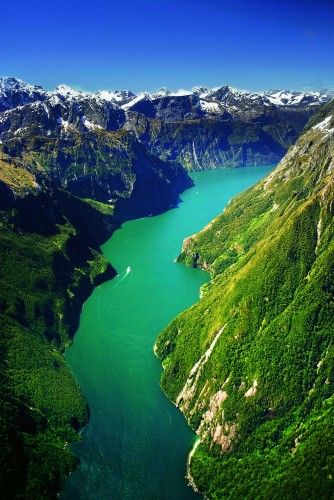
[1,77,333,172]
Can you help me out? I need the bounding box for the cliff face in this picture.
[2,127,192,215]
[125,106,313,170]
[155,102,334,498]
[0,132,192,498]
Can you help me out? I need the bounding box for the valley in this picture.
[0,76,333,499]
[60,166,272,499]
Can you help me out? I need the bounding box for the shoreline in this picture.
[186,437,201,494]
[60,183,195,495]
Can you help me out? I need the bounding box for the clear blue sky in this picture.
[2,0,334,92]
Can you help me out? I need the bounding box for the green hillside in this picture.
[0,132,190,498]
[0,153,117,498]
[155,104,334,498]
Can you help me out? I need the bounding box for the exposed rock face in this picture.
[1,77,332,171]
[124,85,333,169]
[155,100,334,498]
[125,112,288,169]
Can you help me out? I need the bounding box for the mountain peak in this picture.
[54,84,87,99]
[0,77,47,112]
[95,89,136,104]
[0,76,44,93]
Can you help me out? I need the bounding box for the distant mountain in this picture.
[0,77,47,112]
[115,85,333,125]
[264,89,333,107]
[1,77,332,169]
[1,77,331,117]
[123,85,333,169]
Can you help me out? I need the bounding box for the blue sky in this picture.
[2,0,334,92]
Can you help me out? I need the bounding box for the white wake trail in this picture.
[113,266,132,288]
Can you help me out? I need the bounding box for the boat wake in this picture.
[115,266,132,286]
[111,266,132,292]
[125,265,131,276]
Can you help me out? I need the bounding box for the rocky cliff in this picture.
[124,85,332,169]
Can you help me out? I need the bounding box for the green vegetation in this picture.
[83,198,114,215]
[0,154,116,498]
[0,152,38,195]
[156,105,334,497]
[0,119,191,497]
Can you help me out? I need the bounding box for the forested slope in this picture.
[156,102,334,498]
[0,126,191,498]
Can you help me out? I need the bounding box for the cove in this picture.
[61,165,273,500]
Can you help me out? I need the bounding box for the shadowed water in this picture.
[61,166,273,500]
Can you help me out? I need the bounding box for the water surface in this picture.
[62,166,273,499]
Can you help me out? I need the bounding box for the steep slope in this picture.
[0,127,192,496]
[125,113,288,169]
[2,128,191,219]
[0,154,116,498]
[155,102,334,498]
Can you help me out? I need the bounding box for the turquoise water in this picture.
[61,166,273,500]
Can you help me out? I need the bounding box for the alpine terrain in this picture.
[1,77,332,171]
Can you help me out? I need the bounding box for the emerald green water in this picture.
[61,166,272,500]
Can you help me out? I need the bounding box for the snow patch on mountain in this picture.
[57,117,70,131]
[96,89,135,104]
[312,115,334,136]
[200,100,220,113]
[121,93,149,110]
[82,116,102,131]
[54,84,87,100]
[150,88,193,99]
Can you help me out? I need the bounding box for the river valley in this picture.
[61,165,273,500]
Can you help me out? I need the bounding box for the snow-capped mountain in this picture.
[264,89,333,107]
[0,78,127,141]
[0,77,333,170]
[1,77,332,127]
[119,84,333,122]
[0,77,47,112]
